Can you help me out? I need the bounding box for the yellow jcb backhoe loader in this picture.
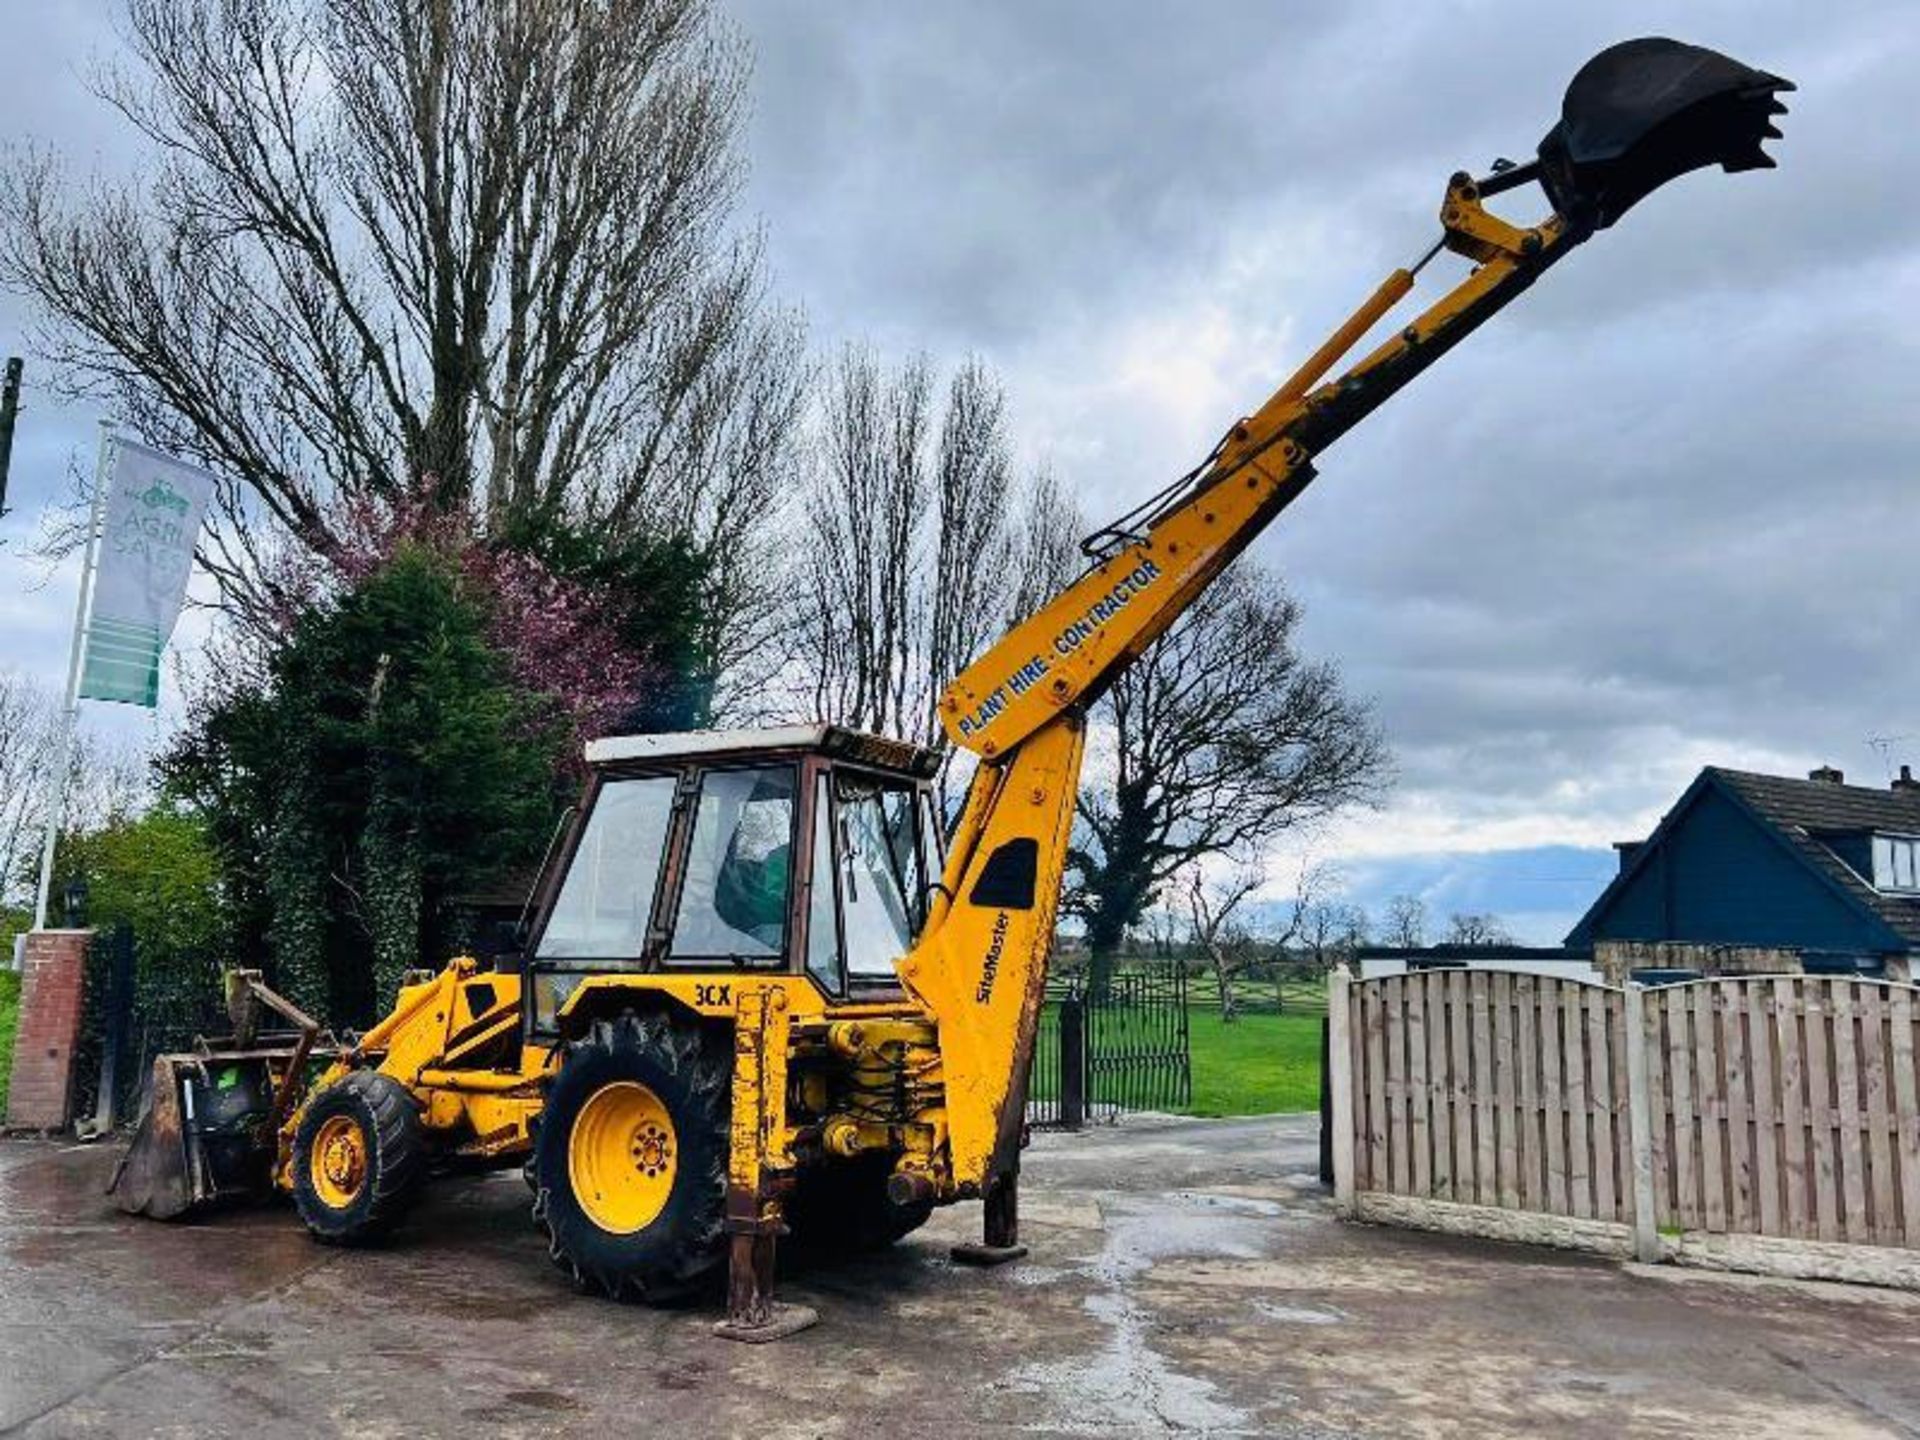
[110,37,1790,1339]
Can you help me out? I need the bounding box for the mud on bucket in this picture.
[1538,37,1793,232]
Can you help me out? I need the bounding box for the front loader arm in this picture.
[902,31,1793,1190]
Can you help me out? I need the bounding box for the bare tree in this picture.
[1,0,804,647]
[0,671,152,916]
[797,346,939,742]
[1184,860,1268,1023]
[1445,911,1516,946]
[0,674,62,909]
[1067,561,1388,988]
[1380,893,1429,948]
[792,348,1071,792]
[926,361,1021,732]
[1298,896,1368,977]
[1137,901,1183,959]
[1007,467,1087,623]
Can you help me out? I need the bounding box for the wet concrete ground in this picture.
[5,1116,1920,1437]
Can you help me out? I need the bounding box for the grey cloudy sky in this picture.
[3,2,1916,940]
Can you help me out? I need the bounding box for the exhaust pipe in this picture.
[1536,37,1792,233]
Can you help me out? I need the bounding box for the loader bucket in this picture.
[109,968,334,1219]
[108,1052,290,1218]
[108,1058,199,1219]
[1538,38,1792,232]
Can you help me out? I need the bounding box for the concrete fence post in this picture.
[1623,983,1661,1263]
[1329,965,1356,1215]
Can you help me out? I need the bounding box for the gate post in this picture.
[83,925,135,1136]
[1623,983,1661,1263]
[1318,1015,1333,1184]
[1059,996,1086,1130]
[1329,966,1356,1214]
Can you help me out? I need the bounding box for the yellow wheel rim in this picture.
[310,1114,368,1210]
[568,1080,678,1235]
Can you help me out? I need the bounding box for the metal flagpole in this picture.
[31,418,116,933]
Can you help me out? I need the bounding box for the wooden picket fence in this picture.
[1328,969,1920,1274]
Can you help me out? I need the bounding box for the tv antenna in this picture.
[1866,734,1909,784]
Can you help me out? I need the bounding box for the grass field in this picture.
[1185,1007,1324,1117]
[1036,974,1328,1118]
[0,969,21,1118]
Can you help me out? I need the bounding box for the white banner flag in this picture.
[77,438,215,707]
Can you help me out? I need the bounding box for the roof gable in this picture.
[1568,768,1917,952]
[1713,770,1920,948]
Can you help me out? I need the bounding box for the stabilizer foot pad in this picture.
[950,1242,1028,1267]
[714,1302,820,1343]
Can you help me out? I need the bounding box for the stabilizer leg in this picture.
[714,989,818,1342]
[951,1168,1028,1266]
[715,1190,815,1342]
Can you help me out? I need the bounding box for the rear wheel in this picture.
[785,1153,933,1254]
[290,1070,426,1244]
[533,1012,729,1303]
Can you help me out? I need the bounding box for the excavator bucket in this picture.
[1538,38,1793,231]
[107,971,334,1219]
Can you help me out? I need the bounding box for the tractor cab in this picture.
[524,725,946,1039]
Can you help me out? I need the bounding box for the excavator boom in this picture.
[907,36,1790,1191]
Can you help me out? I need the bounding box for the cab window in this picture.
[669,765,796,961]
[536,776,675,959]
[836,774,927,981]
[804,774,844,992]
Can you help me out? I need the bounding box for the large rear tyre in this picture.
[290,1070,427,1245]
[785,1153,933,1254]
[533,1012,729,1303]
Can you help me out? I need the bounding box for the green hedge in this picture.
[0,968,21,1117]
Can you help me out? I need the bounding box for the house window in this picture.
[1874,835,1920,894]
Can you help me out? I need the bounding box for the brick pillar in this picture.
[5,929,93,1132]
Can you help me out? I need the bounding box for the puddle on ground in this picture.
[1253,1301,1344,1326]
[1006,1189,1299,1432]
[1009,1263,1068,1287]
[1092,1191,1285,1286]
[1008,1290,1247,1433]
[502,1388,580,1411]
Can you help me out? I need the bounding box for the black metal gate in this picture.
[1029,959,1191,1127]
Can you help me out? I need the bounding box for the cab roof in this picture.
[584,723,943,779]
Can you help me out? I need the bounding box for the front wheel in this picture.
[290,1070,426,1244]
[533,1012,729,1303]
